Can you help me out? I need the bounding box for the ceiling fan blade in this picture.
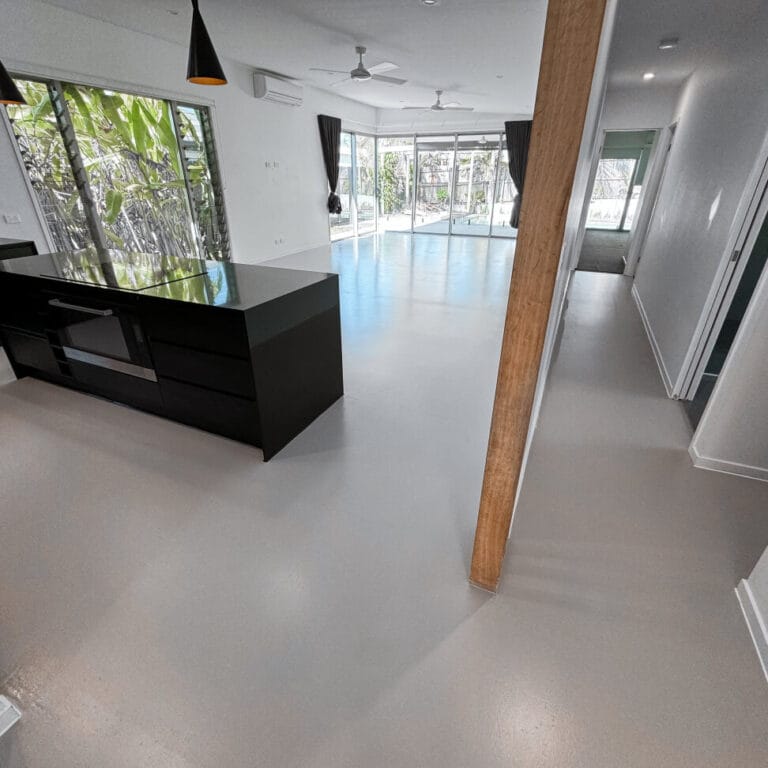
[371,74,408,85]
[309,68,350,75]
[401,106,430,110]
[444,106,474,111]
[442,101,460,107]
[330,77,352,87]
[368,61,399,74]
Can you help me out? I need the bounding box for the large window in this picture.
[585,158,638,230]
[451,135,501,237]
[355,135,376,236]
[585,130,656,232]
[414,135,455,235]
[6,77,229,260]
[491,142,518,237]
[329,131,378,241]
[331,131,519,240]
[8,80,92,251]
[377,136,414,232]
[330,132,354,240]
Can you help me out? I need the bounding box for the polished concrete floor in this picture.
[577,229,630,273]
[1,234,768,767]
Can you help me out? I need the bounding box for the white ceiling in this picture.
[607,0,768,88]
[39,0,547,114]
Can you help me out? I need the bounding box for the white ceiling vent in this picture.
[253,73,303,107]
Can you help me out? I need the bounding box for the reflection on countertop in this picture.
[0,248,336,310]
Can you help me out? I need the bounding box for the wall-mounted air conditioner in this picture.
[253,73,303,107]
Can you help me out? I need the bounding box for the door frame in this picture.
[575,127,664,275]
[679,152,768,400]
[624,123,675,276]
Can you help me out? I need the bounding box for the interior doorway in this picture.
[683,208,768,429]
[576,129,657,274]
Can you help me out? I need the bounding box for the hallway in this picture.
[576,229,630,273]
[0,236,767,767]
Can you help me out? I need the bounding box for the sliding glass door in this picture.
[330,132,354,240]
[451,135,501,236]
[333,131,519,240]
[355,135,376,236]
[414,136,455,234]
[375,132,516,239]
[330,131,378,241]
[491,140,518,237]
[377,136,414,232]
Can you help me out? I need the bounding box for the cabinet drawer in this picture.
[1,327,60,376]
[151,340,255,398]
[158,377,261,446]
[144,306,247,358]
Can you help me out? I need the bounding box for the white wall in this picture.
[511,0,618,519]
[738,545,768,680]
[632,47,768,394]
[601,83,680,131]
[690,260,768,481]
[0,0,377,264]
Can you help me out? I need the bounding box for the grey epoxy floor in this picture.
[1,234,767,767]
[577,229,630,273]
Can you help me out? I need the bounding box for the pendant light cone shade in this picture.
[0,59,26,105]
[187,0,227,85]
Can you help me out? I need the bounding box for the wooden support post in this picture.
[470,0,608,592]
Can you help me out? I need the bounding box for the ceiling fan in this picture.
[402,90,474,112]
[310,46,408,86]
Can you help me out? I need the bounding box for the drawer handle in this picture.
[48,298,113,316]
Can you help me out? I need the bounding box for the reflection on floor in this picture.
[577,229,630,273]
[1,237,767,767]
[376,217,518,239]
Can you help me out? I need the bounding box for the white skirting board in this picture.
[0,696,21,739]
[736,580,768,683]
[631,283,675,398]
[689,444,768,483]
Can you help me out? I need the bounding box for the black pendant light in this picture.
[187,0,227,86]
[0,58,26,105]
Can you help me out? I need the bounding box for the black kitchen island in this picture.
[0,249,343,460]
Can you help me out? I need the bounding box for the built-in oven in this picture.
[45,296,157,383]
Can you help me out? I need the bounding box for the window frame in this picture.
[330,130,518,241]
[4,71,231,260]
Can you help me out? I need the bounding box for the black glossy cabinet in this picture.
[0,251,343,460]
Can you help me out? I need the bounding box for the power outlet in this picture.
[3,213,21,225]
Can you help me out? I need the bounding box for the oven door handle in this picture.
[48,298,114,317]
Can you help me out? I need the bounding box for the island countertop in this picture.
[0,248,344,459]
[0,249,335,311]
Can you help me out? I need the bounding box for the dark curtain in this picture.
[504,120,533,229]
[317,115,343,214]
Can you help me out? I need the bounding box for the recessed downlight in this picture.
[643,72,656,81]
[421,0,440,6]
[658,37,679,50]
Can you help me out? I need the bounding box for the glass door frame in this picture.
[451,133,506,238]
[377,130,513,239]
[586,148,647,233]
[330,129,378,241]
